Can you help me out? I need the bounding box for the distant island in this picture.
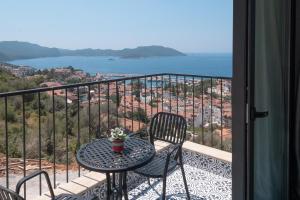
[0,41,185,61]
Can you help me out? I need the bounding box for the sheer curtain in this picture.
[253,0,289,199]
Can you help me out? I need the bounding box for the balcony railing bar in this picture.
[221,79,223,150]
[169,75,172,113]
[210,77,213,146]
[65,89,69,183]
[107,83,110,133]
[192,77,195,142]
[176,75,179,115]
[138,78,141,130]
[22,94,26,198]
[88,85,91,142]
[201,77,204,145]
[185,76,187,119]
[116,81,120,127]
[77,86,81,177]
[161,75,164,113]
[150,77,153,117]
[123,80,126,129]
[131,80,134,132]
[144,77,147,122]
[52,91,56,188]
[98,84,101,138]
[38,92,42,195]
[5,96,8,189]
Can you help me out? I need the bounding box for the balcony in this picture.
[0,73,232,199]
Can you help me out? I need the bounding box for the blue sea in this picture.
[9,53,232,77]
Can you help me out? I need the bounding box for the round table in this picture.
[76,137,155,199]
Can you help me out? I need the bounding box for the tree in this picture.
[127,108,149,124]
[111,94,122,106]
[0,105,17,122]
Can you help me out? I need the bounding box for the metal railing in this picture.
[0,73,231,197]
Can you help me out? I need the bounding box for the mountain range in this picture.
[0,41,185,61]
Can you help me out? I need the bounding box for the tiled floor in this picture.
[87,150,232,200]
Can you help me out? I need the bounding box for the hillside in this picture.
[0,41,185,61]
[0,67,39,92]
[0,41,60,61]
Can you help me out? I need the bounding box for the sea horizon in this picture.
[9,53,232,77]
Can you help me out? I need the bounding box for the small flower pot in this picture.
[112,139,125,153]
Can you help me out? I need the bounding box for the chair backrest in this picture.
[0,185,23,200]
[149,112,187,145]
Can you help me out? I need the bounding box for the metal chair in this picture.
[0,170,97,200]
[133,112,190,200]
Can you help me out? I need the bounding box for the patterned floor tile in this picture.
[84,150,232,200]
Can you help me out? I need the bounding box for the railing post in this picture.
[107,83,110,133]
[161,75,164,112]
[131,79,134,132]
[221,79,223,150]
[22,94,26,198]
[192,77,195,142]
[169,75,172,113]
[88,85,91,141]
[123,80,126,129]
[65,89,69,183]
[4,97,9,189]
[38,92,42,195]
[176,75,179,115]
[52,90,56,188]
[77,86,81,177]
[98,84,101,138]
[116,81,119,127]
[201,78,204,144]
[138,78,141,130]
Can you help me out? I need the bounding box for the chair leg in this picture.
[147,177,151,186]
[161,176,167,200]
[180,163,190,200]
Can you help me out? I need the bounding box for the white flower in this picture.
[110,127,127,140]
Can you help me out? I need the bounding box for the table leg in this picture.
[118,173,123,199]
[112,173,116,188]
[122,172,129,200]
[106,172,128,200]
[106,173,112,199]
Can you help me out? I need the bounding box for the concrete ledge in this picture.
[33,141,231,199]
[183,141,232,162]
[154,140,232,163]
[34,172,106,200]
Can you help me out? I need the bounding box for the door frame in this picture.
[232,0,249,199]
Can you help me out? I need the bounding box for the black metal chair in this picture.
[0,170,97,200]
[133,112,190,200]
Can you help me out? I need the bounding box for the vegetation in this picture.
[0,69,42,92]
[127,108,149,124]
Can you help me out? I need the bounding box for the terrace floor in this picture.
[89,150,232,200]
[75,141,231,200]
[2,141,232,200]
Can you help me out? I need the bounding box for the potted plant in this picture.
[110,127,127,153]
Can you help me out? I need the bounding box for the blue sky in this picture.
[0,0,233,53]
